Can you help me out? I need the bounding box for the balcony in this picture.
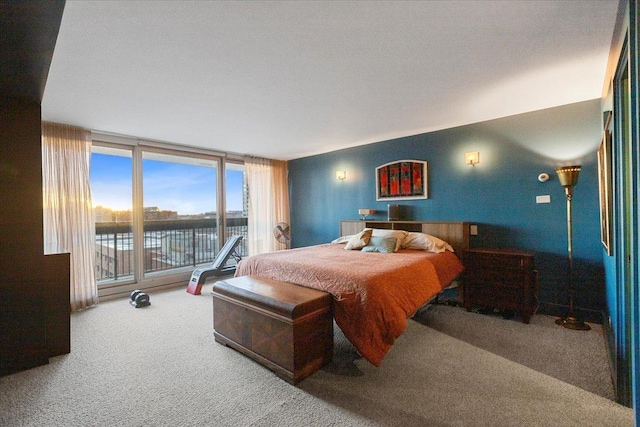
[95,217,248,282]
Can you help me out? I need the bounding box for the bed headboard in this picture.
[339,220,470,252]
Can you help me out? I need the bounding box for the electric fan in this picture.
[273,222,291,249]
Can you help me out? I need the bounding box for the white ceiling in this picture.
[42,1,619,160]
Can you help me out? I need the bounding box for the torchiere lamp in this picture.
[555,165,590,331]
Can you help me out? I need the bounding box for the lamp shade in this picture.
[358,208,375,220]
[556,166,581,187]
[465,151,479,166]
[358,209,375,216]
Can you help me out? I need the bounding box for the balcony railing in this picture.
[95,217,248,282]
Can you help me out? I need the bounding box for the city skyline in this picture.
[90,153,245,215]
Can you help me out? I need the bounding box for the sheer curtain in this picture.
[42,122,98,311]
[245,157,291,255]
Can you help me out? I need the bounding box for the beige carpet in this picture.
[0,285,633,426]
[414,302,616,401]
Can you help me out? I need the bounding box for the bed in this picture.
[235,221,469,366]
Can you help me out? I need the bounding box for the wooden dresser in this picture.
[460,248,538,324]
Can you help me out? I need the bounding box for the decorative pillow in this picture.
[371,229,408,252]
[344,228,373,250]
[361,236,397,253]
[401,232,454,253]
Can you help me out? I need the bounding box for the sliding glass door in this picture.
[141,151,219,276]
[613,39,633,407]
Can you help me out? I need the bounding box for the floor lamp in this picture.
[555,165,591,331]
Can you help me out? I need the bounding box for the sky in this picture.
[90,153,244,214]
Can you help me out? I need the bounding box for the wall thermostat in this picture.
[538,173,550,182]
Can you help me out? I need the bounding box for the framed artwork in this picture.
[598,112,613,255]
[376,160,428,201]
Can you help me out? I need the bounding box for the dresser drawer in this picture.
[464,253,527,271]
[466,268,528,288]
[461,248,538,324]
[467,282,523,310]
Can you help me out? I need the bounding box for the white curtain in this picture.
[245,157,291,255]
[42,122,98,311]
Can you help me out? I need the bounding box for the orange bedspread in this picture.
[235,243,464,366]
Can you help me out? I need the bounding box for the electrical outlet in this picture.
[470,224,478,236]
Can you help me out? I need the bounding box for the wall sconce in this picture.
[336,170,346,181]
[465,152,480,166]
[358,209,375,220]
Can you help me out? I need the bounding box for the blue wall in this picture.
[289,103,605,313]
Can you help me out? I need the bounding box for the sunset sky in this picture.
[90,153,244,214]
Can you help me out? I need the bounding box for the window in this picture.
[91,145,134,283]
[142,151,219,275]
[90,139,248,292]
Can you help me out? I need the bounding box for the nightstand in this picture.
[460,248,538,324]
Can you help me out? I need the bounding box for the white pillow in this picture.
[402,232,454,253]
[371,229,408,252]
[331,235,352,244]
[344,228,373,250]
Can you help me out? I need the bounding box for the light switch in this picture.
[536,195,551,204]
[470,224,478,236]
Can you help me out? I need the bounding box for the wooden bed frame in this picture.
[339,220,470,252]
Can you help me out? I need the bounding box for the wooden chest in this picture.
[212,275,333,384]
[461,248,538,323]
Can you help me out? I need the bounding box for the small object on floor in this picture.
[130,290,150,308]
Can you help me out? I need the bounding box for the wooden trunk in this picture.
[212,275,333,384]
